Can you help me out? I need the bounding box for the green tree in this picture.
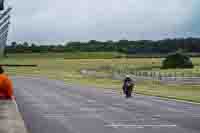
[162,52,194,69]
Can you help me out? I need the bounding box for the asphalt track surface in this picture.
[13,77,200,133]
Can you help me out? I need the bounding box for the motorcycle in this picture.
[123,81,134,98]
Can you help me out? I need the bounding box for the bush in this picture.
[162,52,194,69]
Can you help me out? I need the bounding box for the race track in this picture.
[13,77,200,133]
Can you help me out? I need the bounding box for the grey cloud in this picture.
[6,0,199,43]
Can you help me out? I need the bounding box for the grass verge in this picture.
[1,53,200,103]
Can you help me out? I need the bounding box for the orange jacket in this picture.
[0,74,13,100]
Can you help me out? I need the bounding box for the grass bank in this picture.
[1,53,200,103]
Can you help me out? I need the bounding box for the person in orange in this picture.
[0,66,14,100]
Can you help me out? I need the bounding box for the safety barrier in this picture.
[0,100,28,133]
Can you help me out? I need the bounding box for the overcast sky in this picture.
[5,0,200,44]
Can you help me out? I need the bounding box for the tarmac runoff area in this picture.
[10,76,200,133]
[0,100,28,133]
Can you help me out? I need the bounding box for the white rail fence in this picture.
[81,69,200,85]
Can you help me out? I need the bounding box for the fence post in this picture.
[162,72,165,80]
[182,72,184,78]
[142,71,144,77]
[150,71,153,77]
[174,72,176,80]
[158,72,162,80]
[144,71,147,77]
[168,73,171,80]
[134,70,136,75]
[153,72,155,79]
[118,69,121,75]
[147,71,150,77]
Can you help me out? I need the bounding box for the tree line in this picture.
[6,37,200,54]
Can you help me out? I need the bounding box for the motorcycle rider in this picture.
[122,75,134,98]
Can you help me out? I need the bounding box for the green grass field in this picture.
[1,52,200,103]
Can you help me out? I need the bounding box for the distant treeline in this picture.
[6,38,200,54]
